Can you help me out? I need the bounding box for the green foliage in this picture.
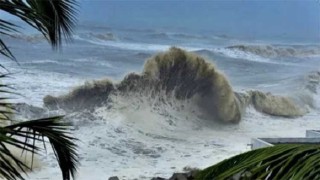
[0,74,79,180]
[0,0,77,60]
[0,0,79,179]
[196,144,320,180]
[0,116,78,179]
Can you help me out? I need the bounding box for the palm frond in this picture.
[25,0,78,47]
[1,116,79,180]
[0,132,34,180]
[1,0,78,47]
[0,1,79,179]
[196,144,320,180]
[0,68,78,180]
[0,19,20,36]
[0,0,78,62]
[0,38,16,62]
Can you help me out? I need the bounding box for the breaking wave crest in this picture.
[8,33,45,43]
[146,32,213,41]
[226,44,320,58]
[77,32,118,41]
[236,91,308,117]
[43,48,320,124]
[44,47,241,123]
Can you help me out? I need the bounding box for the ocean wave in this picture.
[74,35,202,51]
[43,48,319,124]
[171,33,210,40]
[248,91,307,117]
[8,33,45,43]
[146,32,171,39]
[76,32,117,42]
[146,32,217,41]
[44,47,242,123]
[213,47,274,64]
[226,44,320,58]
[88,32,117,41]
[304,71,320,94]
[21,59,58,65]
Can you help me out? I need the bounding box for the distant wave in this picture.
[212,47,274,64]
[43,48,319,125]
[76,32,117,42]
[305,71,320,94]
[193,49,215,55]
[6,32,117,43]
[226,44,320,58]
[21,59,58,65]
[74,35,202,51]
[171,33,210,40]
[8,33,45,43]
[146,32,216,41]
[90,33,117,41]
[146,32,171,39]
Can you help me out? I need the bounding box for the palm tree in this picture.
[196,144,320,179]
[0,0,79,180]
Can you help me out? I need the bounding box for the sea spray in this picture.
[43,48,320,122]
[44,79,114,112]
[227,44,320,58]
[142,47,242,123]
[44,47,242,123]
[249,90,308,117]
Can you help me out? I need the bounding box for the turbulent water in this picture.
[1,25,320,179]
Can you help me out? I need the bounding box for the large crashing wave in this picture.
[43,48,319,123]
[227,44,320,58]
[44,47,242,123]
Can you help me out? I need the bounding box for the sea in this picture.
[0,23,320,179]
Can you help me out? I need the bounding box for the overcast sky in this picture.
[1,0,320,40]
[80,0,320,40]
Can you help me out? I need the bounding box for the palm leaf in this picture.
[4,116,79,180]
[0,1,79,179]
[0,73,79,179]
[0,38,16,62]
[196,144,320,180]
[0,73,79,180]
[0,0,78,62]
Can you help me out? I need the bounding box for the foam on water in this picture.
[21,48,318,180]
[1,64,83,106]
[74,35,203,52]
[213,47,274,64]
[3,27,320,180]
[44,48,243,123]
[226,44,320,58]
[26,93,320,179]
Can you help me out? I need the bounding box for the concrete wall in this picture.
[251,138,273,149]
[251,137,320,150]
[306,130,320,138]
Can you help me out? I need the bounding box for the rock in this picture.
[169,173,188,180]
[151,167,200,180]
[151,177,167,180]
[108,176,119,180]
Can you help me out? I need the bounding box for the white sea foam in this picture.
[3,68,83,106]
[21,50,320,180]
[213,47,274,63]
[26,96,320,180]
[74,35,202,52]
[3,30,320,180]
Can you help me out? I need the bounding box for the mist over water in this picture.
[1,1,320,179]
